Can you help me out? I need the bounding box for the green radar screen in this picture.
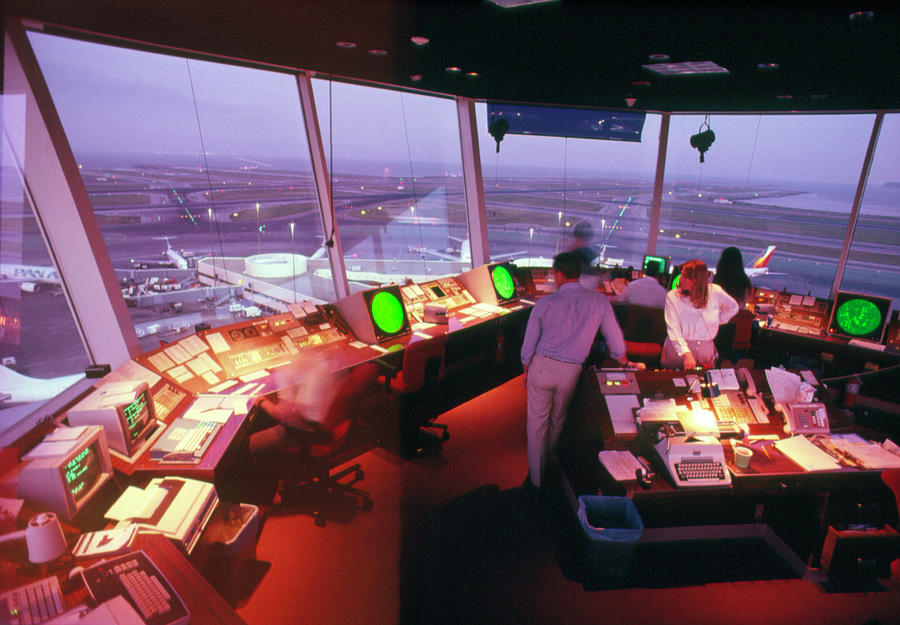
[491,264,516,300]
[836,298,883,337]
[370,290,405,335]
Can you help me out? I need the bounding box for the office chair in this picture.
[250,362,383,526]
[380,333,450,457]
[715,308,755,366]
[622,304,666,367]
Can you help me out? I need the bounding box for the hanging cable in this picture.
[186,59,226,298]
[399,92,425,277]
[745,115,762,189]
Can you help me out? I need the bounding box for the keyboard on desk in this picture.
[150,418,222,461]
[82,550,189,625]
[709,392,757,424]
[1,576,64,625]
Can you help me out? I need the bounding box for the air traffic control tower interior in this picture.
[1,3,900,624]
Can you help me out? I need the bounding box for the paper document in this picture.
[828,436,900,469]
[774,435,842,472]
[106,484,166,522]
[765,367,803,405]
[598,450,643,481]
[604,394,639,435]
[708,368,739,391]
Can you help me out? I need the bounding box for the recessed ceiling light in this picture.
[336,41,357,49]
[776,94,793,100]
[643,61,729,76]
[445,66,462,73]
[757,63,779,70]
[648,54,670,62]
[410,74,423,82]
[410,36,430,46]
[368,49,389,56]
[466,72,479,78]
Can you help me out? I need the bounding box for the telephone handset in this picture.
[736,368,769,424]
[783,402,830,435]
[736,368,757,396]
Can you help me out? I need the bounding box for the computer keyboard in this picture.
[1,575,65,625]
[150,418,222,460]
[82,550,189,625]
[709,392,757,424]
[174,420,218,453]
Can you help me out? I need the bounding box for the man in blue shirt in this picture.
[521,251,643,489]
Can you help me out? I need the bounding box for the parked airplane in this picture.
[0,263,60,293]
[130,236,192,270]
[0,365,83,404]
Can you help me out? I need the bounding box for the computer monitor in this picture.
[642,255,669,277]
[827,291,892,343]
[334,285,411,344]
[457,262,519,306]
[17,425,113,521]
[67,380,158,457]
[668,264,683,291]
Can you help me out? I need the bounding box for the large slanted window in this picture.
[841,113,900,306]
[662,114,874,298]
[312,79,467,290]
[28,31,329,351]
[0,96,88,434]
[476,102,661,268]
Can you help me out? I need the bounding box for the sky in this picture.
[24,30,900,188]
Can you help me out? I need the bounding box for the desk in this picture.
[562,367,896,565]
[0,532,247,625]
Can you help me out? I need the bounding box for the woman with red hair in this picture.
[662,259,739,369]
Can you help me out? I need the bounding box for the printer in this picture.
[105,476,218,555]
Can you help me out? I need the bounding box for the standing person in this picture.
[662,259,739,370]
[713,246,753,309]
[569,220,603,290]
[521,251,643,490]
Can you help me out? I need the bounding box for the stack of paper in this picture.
[774,435,842,472]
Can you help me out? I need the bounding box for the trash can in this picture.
[201,502,262,601]
[577,495,643,580]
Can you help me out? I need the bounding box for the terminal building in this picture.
[1,3,899,625]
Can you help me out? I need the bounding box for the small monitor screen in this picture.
[365,286,410,341]
[430,285,447,298]
[642,255,668,276]
[65,443,102,505]
[490,263,517,303]
[827,291,892,343]
[123,389,152,443]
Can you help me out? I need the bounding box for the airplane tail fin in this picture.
[748,245,776,269]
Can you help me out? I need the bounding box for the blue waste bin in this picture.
[577,495,643,579]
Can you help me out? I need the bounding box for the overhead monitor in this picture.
[827,291,892,344]
[17,425,113,521]
[67,380,158,457]
[457,262,519,306]
[642,255,669,277]
[335,285,411,344]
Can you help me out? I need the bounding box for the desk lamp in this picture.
[0,512,67,563]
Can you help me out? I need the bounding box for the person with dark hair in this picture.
[613,258,667,308]
[713,246,753,309]
[520,251,643,490]
[569,220,604,289]
[661,259,739,370]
